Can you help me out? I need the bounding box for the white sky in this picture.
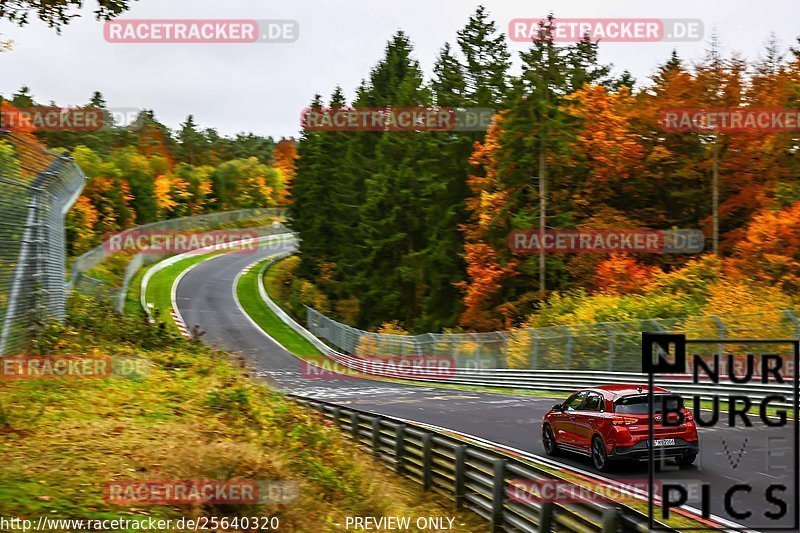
[1,0,798,139]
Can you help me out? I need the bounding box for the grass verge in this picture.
[0,295,485,531]
[237,260,321,358]
[143,254,218,334]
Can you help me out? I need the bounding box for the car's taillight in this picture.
[612,416,638,426]
[683,408,693,422]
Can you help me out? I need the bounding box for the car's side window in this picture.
[583,393,603,412]
[565,391,588,411]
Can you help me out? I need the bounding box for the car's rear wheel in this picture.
[542,425,559,456]
[591,436,610,472]
[675,452,697,467]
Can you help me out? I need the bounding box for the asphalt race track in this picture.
[175,244,797,530]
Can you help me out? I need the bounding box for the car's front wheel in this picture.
[542,424,559,456]
[591,436,611,472]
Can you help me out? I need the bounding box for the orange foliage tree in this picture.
[273,138,297,205]
[592,253,658,295]
[729,200,800,292]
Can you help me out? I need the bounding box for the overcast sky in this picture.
[1,0,798,139]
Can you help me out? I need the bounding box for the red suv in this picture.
[541,384,699,472]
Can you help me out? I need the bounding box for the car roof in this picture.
[584,384,670,399]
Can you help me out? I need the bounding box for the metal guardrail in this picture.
[139,233,295,323]
[256,253,795,406]
[71,208,288,312]
[0,131,85,355]
[291,394,666,532]
[306,306,800,373]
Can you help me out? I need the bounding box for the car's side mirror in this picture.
[552,403,563,411]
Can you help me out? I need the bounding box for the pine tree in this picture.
[456,5,511,107]
[431,43,466,107]
[178,115,205,165]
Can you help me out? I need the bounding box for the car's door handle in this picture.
[568,415,577,420]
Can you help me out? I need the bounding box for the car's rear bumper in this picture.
[611,438,699,461]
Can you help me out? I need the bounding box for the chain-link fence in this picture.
[0,131,86,355]
[71,208,288,311]
[306,307,800,372]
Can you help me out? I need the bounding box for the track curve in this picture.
[174,245,795,529]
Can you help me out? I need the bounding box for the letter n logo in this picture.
[642,332,686,374]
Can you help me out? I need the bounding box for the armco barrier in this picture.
[71,209,288,312]
[140,233,295,323]
[305,303,800,373]
[256,249,795,406]
[291,394,668,532]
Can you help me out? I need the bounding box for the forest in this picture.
[4,7,800,337]
[287,9,800,334]
[0,88,297,256]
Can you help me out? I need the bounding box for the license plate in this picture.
[652,438,676,447]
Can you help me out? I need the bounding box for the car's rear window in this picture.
[614,394,682,414]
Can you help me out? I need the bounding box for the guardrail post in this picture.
[601,507,620,532]
[394,424,406,474]
[539,501,554,531]
[350,412,360,440]
[371,418,381,454]
[454,445,466,509]
[490,459,506,532]
[332,406,341,429]
[422,433,433,491]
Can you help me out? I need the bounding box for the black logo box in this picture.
[642,333,799,531]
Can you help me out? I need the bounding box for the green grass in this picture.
[0,296,485,532]
[123,263,152,316]
[237,262,321,357]
[143,254,217,333]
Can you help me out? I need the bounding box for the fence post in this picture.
[539,501,554,531]
[371,418,381,454]
[394,424,406,474]
[332,406,341,429]
[601,507,620,532]
[422,433,433,491]
[530,328,540,370]
[785,310,800,339]
[454,445,467,509]
[561,325,574,369]
[711,315,726,359]
[471,333,481,369]
[602,323,615,371]
[490,459,506,532]
[497,331,507,369]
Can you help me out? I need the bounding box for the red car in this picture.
[541,384,699,472]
